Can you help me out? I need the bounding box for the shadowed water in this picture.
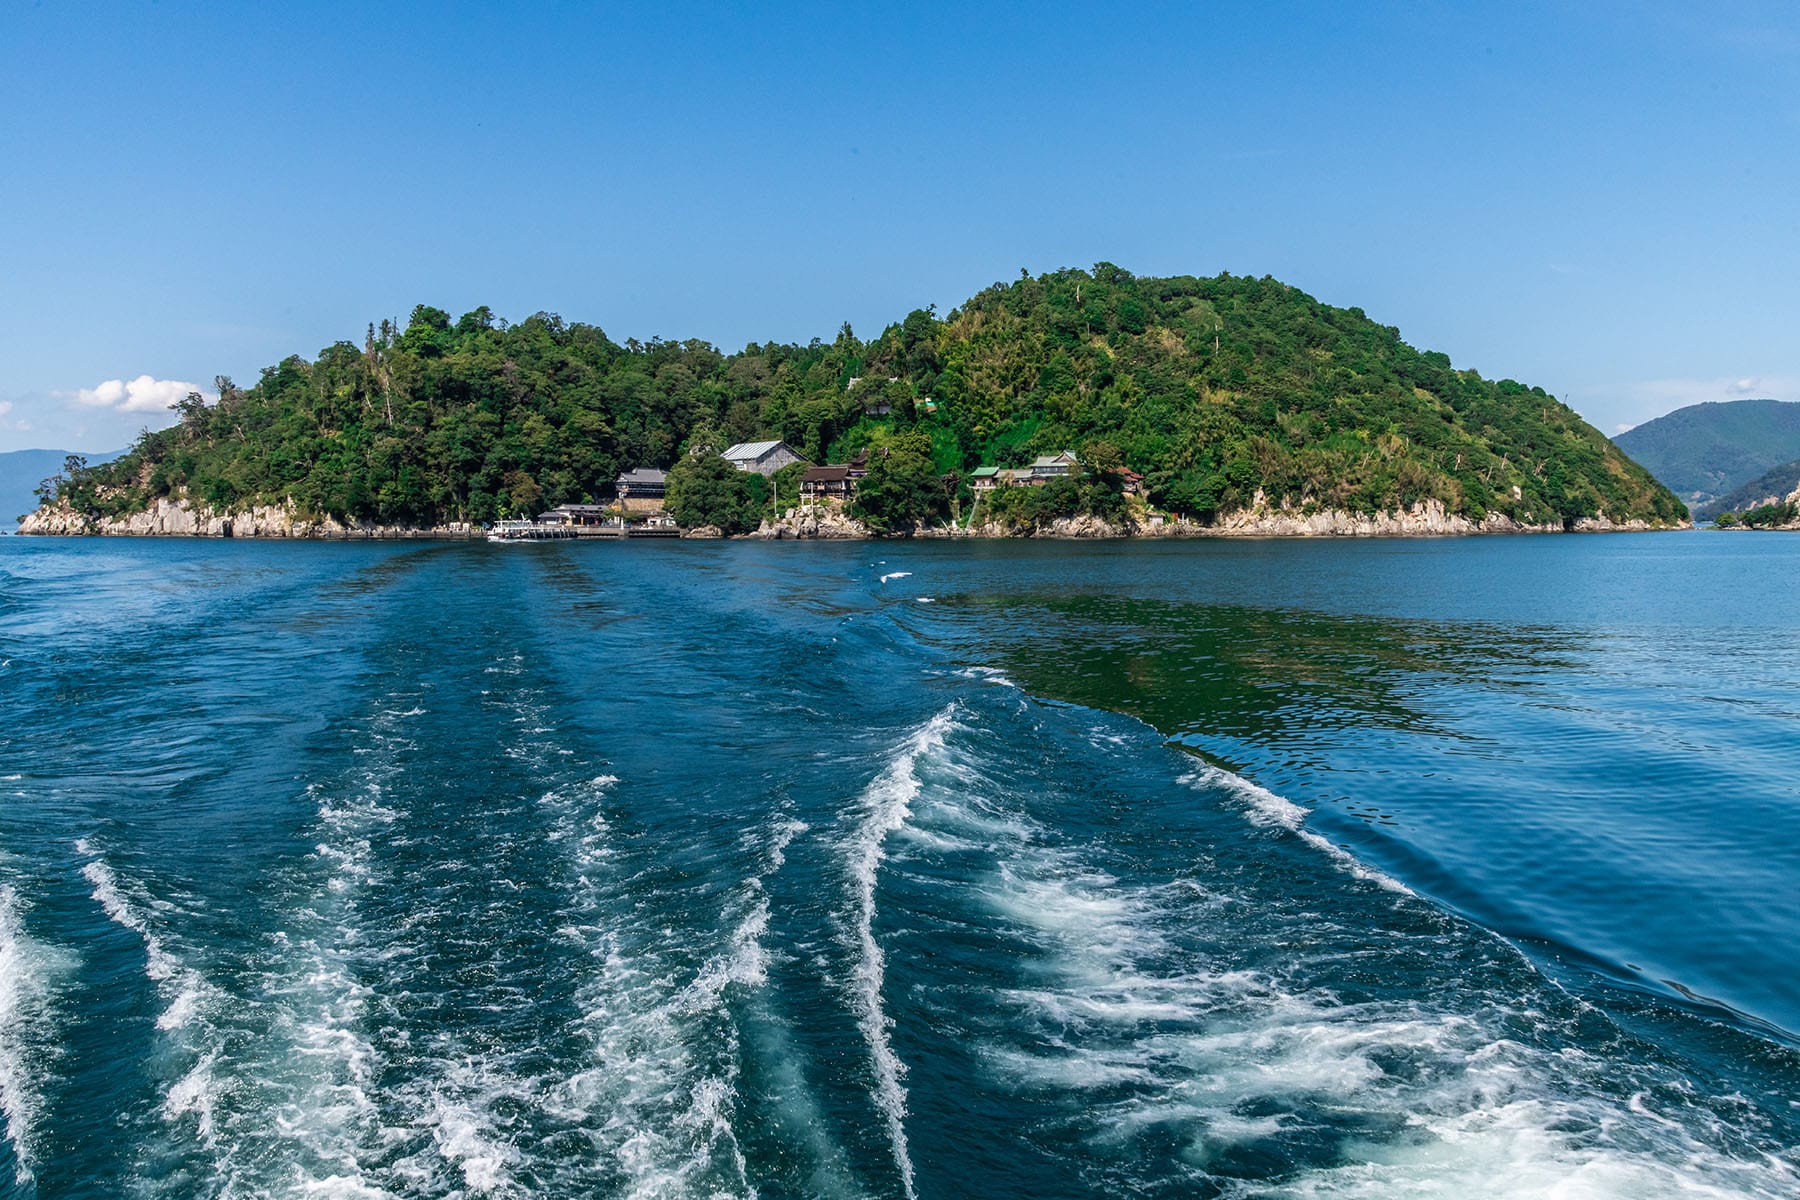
[0,533,1794,1198]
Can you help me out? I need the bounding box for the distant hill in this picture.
[1698,457,1800,520]
[1,449,123,528]
[1613,400,1800,510]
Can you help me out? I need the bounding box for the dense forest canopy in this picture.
[39,266,1684,529]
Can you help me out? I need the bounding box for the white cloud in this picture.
[71,375,207,413]
[0,401,11,416]
[72,379,125,408]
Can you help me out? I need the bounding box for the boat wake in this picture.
[77,840,235,1160]
[75,695,467,1198]
[1178,762,1414,894]
[840,708,968,1200]
[543,773,791,1198]
[0,877,70,1190]
[22,565,1796,1200]
[860,697,1800,1199]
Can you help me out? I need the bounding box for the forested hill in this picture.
[1612,399,1800,511]
[1698,457,1800,521]
[37,266,1684,529]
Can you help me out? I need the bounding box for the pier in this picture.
[487,519,680,542]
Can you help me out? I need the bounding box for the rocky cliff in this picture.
[750,507,871,539]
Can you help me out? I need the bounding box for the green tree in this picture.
[852,430,947,534]
[666,451,757,533]
[769,460,807,511]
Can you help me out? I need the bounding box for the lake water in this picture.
[0,532,1795,1198]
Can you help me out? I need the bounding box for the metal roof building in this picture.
[721,440,808,475]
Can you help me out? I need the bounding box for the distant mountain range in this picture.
[1,448,124,529]
[1612,399,1800,513]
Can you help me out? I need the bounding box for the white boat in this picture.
[486,519,574,542]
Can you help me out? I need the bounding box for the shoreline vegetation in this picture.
[1713,503,1800,530]
[16,493,1675,540]
[20,265,1688,540]
[1709,472,1800,530]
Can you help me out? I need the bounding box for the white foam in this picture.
[1178,763,1307,830]
[0,881,69,1187]
[161,1052,222,1139]
[1241,1036,1800,1199]
[400,1056,528,1197]
[261,772,423,1196]
[694,816,805,1004]
[543,768,767,1198]
[1177,765,1413,894]
[179,750,408,1195]
[958,811,1794,1199]
[1296,829,1414,895]
[954,665,1018,689]
[879,571,912,583]
[843,711,960,1200]
[78,841,240,1162]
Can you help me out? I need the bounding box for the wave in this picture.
[214,682,584,1200]
[984,860,1800,1197]
[73,694,439,1197]
[251,777,404,1198]
[859,699,1798,1200]
[0,879,70,1189]
[76,839,232,1149]
[389,1052,531,1198]
[544,773,771,1198]
[842,710,965,1200]
[691,815,804,1006]
[952,665,1019,689]
[1178,763,1413,895]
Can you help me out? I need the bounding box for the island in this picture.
[19,265,1687,539]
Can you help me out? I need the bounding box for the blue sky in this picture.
[2,0,1797,451]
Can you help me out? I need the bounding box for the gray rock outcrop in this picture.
[18,496,474,538]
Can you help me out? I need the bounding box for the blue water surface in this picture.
[0,531,1794,1198]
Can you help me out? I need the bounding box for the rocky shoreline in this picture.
[1712,481,1800,530]
[16,497,478,539]
[754,495,1680,539]
[15,494,1686,541]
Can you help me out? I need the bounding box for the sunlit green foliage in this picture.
[40,267,1684,529]
[1712,501,1797,529]
[850,430,950,534]
[665,446,760,534]
[977,473,1128,531]
[927,265,1681,526]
